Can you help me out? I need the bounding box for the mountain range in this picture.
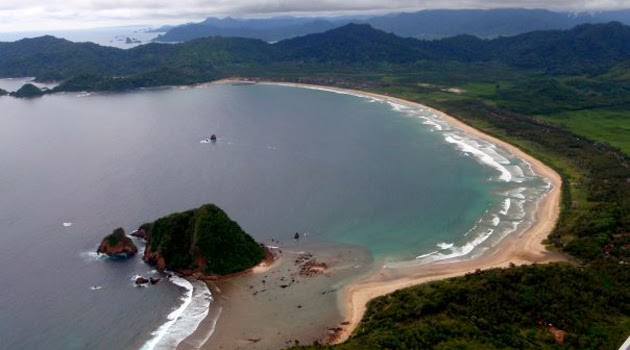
[154,9,630,43]
[0,22,628,90]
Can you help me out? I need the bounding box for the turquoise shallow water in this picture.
[0,82,548,349]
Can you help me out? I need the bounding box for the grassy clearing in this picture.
[538,108,630,156]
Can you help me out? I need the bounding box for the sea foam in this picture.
[437,242,454,250]
[140,277,212,350]
[407,228,495,265]
[444,134,512,182]
[500,198,512,216]
[79,251,107,262]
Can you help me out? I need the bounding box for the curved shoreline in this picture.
[211,79,565,344]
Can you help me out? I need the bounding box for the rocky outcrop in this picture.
[295,253,328,277]
[135,277,149,285]
[130,223,151,240]
[144,246,167,270]
[97,228,138,257]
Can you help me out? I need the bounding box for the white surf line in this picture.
[140,276,212,350]
[231,81,551,268]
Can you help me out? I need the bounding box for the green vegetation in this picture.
[248,22,628,350]
[0,21,628,349]
[282,69,630,347]
[0,22,627,90]
[0,88,7,96]
[105,227,127,246]
[297,263,630,349]
[12,83,44,98]
[146,204,265,275]
[97,227,138,257]
[539,108,630,155]
[273,68,629,349]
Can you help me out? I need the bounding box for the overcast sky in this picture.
[0,0,629,32]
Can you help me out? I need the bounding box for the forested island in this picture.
[139,204,266,277]
[3,22,629,348]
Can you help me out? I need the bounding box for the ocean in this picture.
[0,82,548,349]
[0,26,159,49]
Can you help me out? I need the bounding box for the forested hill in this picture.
[0,22,628,89]
[275,22,630,73]
[155,17,342,43]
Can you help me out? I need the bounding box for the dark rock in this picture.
[130,223,151,239]
[97,228,138,257]
[135,277,149,285]
[149,277,161,285]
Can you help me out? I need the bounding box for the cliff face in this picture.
[142,204,266,276]
[97,228,138,257]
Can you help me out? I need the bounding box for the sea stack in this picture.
[97,228,138,257]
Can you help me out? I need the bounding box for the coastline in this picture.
[213,78,565,344]
[192,243,375,350]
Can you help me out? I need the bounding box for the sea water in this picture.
[0,82,548,349]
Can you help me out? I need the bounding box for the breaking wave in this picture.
[140,276,213,350]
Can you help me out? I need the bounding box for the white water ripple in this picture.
[140,277,212,350]
[444,134,512,182]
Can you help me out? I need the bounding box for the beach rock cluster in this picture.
[295,253,328,277]
[134,276,161,286]
[249,252,330,297]
[96,228,138,257]
[300,260,328,277]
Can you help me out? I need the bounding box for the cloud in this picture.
[0,0,628,32]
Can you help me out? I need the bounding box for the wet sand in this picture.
[180,243,374,349]
[191,79,565,347]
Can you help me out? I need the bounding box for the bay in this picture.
[0,83,539,349]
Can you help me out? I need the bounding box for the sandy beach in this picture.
[205,79,566,345]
